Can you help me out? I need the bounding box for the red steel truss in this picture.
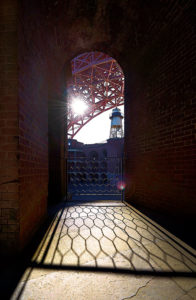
[67,52,124,139]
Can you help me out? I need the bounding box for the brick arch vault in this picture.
[0,0,195,254]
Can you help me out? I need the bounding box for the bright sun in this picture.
[71,98,88,115]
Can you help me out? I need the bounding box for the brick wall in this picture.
[18,0,67,248]
[1,0,195,254]
[17,0,195,247]
[18,1,53,249]
[0,0,19,255]
[18,45,49,249]
[124,3,196,224]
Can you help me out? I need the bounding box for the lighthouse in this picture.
[109,107,124,139]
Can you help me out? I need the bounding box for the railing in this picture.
[67,157,124,201]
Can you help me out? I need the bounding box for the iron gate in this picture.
[67,157,124,201]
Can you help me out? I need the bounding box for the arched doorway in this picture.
[67,51,125,202]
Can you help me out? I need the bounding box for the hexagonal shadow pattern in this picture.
[34,204,196,273]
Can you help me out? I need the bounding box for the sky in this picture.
[74,105,124,144]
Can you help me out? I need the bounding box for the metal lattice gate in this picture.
[67,157,124,201]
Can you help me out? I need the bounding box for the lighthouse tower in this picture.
[109,107,124,139]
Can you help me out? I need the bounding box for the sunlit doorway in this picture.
[66,52,125,202]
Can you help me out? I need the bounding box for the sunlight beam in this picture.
[71,98,88,115]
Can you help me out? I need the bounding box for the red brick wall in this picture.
[18,1,67,248]
[18,47,49,248]
[124,5,196,222]
[16,0,195,248]
[1,0,195,254]
[18,2,52,248]
[0,0,19,255]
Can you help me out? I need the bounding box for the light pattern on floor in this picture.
[33,204,196,273]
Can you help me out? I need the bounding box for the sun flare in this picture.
[71,98,88,115]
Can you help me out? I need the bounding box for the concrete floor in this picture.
[11,201,196,300]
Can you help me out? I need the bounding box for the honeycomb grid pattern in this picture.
[68,157,122,196]
[34,204,196,273]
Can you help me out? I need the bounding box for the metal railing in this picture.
[66,157,124,201]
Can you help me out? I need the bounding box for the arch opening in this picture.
[67,51,124,142]
[67,51,125,202]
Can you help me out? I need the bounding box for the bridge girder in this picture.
[67,52,124,139]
